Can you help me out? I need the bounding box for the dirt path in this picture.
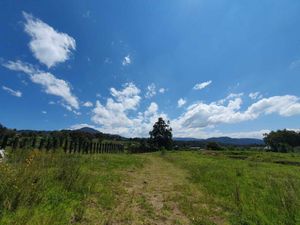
[109,154,191,225]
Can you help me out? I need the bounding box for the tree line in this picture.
[0,124,124,153]
[263,129,300,152]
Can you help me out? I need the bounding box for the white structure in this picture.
[0,149,5,160]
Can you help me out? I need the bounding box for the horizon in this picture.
[1,1,300,139]
[0,123,289,141]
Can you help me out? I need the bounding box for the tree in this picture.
[1,135,9,149]
[149,117,173,150]
[263,129,300,152]
[206,142,223,151]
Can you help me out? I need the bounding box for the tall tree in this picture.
[149,117,173,150]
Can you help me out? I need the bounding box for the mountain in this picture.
[173,137,203,141]
[174,136,264,145]
[74,127,126,140]
[76,127,100,134]
[206,137,264,145]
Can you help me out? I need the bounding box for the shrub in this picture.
[206,142,223,150]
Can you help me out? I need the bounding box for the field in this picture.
[0,150,300,225]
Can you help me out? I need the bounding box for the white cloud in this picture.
[42,110,47,114]
[110,82,141,110]
[31,72,79,109]
[193,80,212,90]
[249,92,262,100]
[177,98,186,108]
[122,55,131,66]
[23,12,76,68]
[3,60,79,110]
[91,83,168,137]
[92,83,141,129]
[3,60,36,74]
[217,93,243,104]
[2,86,22,97]
[83,101,93,107]
[172,95,300,137]
[145,83,156,98]
[86,81,300,138]
[159,88,166,94]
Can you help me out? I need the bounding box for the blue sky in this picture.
[1,0,300,138]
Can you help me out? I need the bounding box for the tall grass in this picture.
[164,151,300,225]
[0,149,143,225]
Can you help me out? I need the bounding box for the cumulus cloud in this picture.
[83,101,93,107]
[3,60,79,110]
[145,83,156,98]
[193,80,212,90]
[122,54,131,66]
[91,83,167,137]
[23,12,76,68]
[84,80,300,138]
[177,98,186,108]
[217,93,243,104]
[92,83,141,129]
[110,82,141,110]
[88,82,300,138]
[2,86,22,97]
[249,92,262,100]
[159,88,166,93]
[172,95,300,137]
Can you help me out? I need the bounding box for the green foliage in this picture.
[164,151,300,225]
[0,150,143,224]
[160,146,167,156]
[206,142,223,150]
[149,117,173,150]
[264,129,300,152]
[0,124,124,153]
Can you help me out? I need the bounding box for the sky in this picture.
[1,0,300,139]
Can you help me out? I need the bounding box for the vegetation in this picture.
[263,129,300,152]
[164,151,300,225]
[149,117,173,150]
[0,149,144,224]
[1,122,300,224]
[0,124,124,153]
[206,141,223,150]
[1,149,299,224]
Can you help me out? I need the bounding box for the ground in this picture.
[112,154,191,224]
[83,153,225,225]
[1,150,300,224]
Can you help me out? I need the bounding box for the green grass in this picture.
[1,149,300,224]
[164,151,300,225]
[0,149,144,225]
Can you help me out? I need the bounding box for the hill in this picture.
[174,136,264,145]
[76,127,100,134]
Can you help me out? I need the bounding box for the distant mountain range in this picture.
[174,136,264,145]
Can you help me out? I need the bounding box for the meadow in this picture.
[0,149,300,225]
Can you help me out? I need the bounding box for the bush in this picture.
[206,142,223,150]
[0,150,92,224]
